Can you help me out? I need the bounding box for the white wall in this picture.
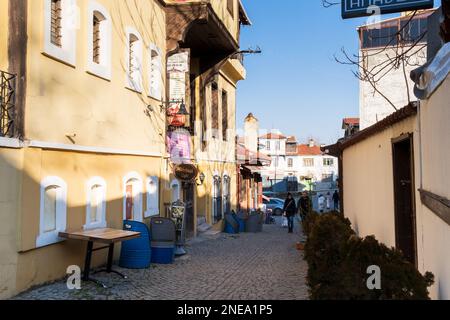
[360,47,427,129]
[416,75,450,300]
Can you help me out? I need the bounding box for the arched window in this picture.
[125,27,143,92]
[149,44,163,100]
[44,0,77,65]
[84,177,107,230]
[223,174,231,216]
[87,1,112,80]
[212,175,222,223]
[123,172,143,222]
[145,176,160,218]
[37,177,68,248]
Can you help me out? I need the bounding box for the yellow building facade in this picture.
[0,0,249,298]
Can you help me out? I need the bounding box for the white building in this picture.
[358,10,434,129]
[259,133,339,192]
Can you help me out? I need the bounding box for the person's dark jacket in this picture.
[283,198,297,217]
[333,192,340,203]
[298,196,311,215]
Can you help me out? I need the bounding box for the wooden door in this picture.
[392,134,417,266]
[126,184,134,220]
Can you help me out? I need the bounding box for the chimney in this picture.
[309,139,315,148]
[244,113,259,154]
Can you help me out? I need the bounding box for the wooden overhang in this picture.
[165,2,239,72]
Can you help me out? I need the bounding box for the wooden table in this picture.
[59,228,141,288]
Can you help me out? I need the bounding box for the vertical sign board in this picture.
[342,0,434,19]
[167,51,190,127]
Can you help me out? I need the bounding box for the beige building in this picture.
[0,0,250,299]
[325,6,450,299]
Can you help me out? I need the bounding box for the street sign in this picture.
[342,0,434,19]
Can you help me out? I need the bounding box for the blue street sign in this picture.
[342,0,434,19]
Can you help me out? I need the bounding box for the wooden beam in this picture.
[419,189,450,226]
[8,0,27,140]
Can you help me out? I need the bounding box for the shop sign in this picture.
[174,164,198,182]
[342,0,434,19]
[167,51,190,127]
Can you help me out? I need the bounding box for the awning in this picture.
[242,166,265,174]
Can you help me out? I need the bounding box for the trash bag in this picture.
[282,216,288,228]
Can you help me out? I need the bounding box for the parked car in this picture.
[262,196,285,216]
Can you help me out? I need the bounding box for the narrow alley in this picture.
[14,219,308,300]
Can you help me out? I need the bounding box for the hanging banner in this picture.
[167,51,190,127]
[342,0,434,19]
[167,128,192,164]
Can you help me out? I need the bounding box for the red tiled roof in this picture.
[325,103,418,155]
[236,144,271,164]
[286,136,297,143]
[297,144,323,156]
[259,133,286,140]
[343,118,360,126]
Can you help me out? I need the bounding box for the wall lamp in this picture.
[196,172,206,186]
[147,99,189,116]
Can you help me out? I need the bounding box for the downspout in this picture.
[417,98,426,272]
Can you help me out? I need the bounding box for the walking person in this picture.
[297,191,311,222]
[318,194,326,213]
[333,190,340,212]
[283,193,297,233]
[326,192,331,212]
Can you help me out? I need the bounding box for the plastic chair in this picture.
[150,217,176,264]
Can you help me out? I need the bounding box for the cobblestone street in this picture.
[14,219,309,300]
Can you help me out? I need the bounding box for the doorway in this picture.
[392,134,417,266]
[183,182,195,238]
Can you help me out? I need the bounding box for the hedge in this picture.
[303,212,434,300]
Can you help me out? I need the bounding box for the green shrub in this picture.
[304,213,355,297]
[304,213,435,300]
[338,236,434,300]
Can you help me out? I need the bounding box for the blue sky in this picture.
[236,0,440,145]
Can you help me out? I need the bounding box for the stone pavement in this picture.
[14,218,309,300]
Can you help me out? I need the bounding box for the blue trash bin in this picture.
[119,220,152,269]
[224,213,239,234]
[235,212,247,233]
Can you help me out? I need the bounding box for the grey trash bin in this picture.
[150,217,176,264]
[246,213,263,233]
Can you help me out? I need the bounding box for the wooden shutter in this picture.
[93,15,101,64]
[51,0,62,47]
[222,90,228,141]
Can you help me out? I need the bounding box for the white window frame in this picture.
[170,179,181,204]
[84,176,107,230]
[37,176,68,248]
[43,0,77,66]
[86,1,112,80]
[123,172,143,222]
[149,44,163,101]
[125,27,143,93]
[145,176,160,218]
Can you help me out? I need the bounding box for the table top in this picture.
[59,228,141,244]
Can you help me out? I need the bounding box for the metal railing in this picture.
[0,70,16,138]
